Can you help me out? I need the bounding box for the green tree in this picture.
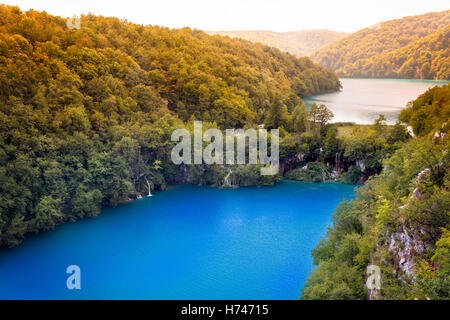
[310,104,333,133]
[292,103,309,133]
[265,95,289,129]
[34,196,62,231]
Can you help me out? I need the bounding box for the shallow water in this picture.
[303,78,449,124]
[0,181,356,300]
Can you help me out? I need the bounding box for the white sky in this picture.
[2,0,449,32]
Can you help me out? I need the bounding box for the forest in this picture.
[0,4,417,248]
[312,10,450,80]
[0,4,342,247]
[302,85,450,299]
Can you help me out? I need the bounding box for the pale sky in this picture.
[2,0,449,32]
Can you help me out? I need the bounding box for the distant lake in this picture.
[0,181,356,300]
[304,78,449,124]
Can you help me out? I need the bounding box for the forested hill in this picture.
[205,30,349,57]
[312,10,450,80]
[363,25,450,80]
[0,5,340,129]
[0,5,340,247]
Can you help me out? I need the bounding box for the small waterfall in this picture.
[356,159,365,171]
[143,176,152,197]
[222,169,233,188]
[331,153,340,180]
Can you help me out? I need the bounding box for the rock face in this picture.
[387,226,429,277]
[431,122,448,143]
[406,126,416,138]
[278,152,306,175]
[412,168,431,200]
[416,168,431,182]
[366,166,435,299]
[177,164,191,184]
[386,168,432,278]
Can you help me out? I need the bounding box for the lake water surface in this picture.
[304,79,449,124]
[0,181,356,300]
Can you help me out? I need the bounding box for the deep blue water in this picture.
[304,79,449,124]
[0,181,356,300]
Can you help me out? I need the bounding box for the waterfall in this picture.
[331,153,340,180]
[222,169,233,188]
[143,176,152,197]
[356,159,365,171]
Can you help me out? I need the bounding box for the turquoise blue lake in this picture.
[304,78,449,124]
[0,181,356,300]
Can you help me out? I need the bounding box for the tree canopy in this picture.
[0,4,342,247]
[312,10,450,80]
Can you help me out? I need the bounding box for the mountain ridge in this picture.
[205,29,349,57]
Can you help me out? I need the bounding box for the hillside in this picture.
[0,5,340,128]
[365,25,450,80]
[312,10,450,80]
[302,85,450,300]
[205,29,348,57]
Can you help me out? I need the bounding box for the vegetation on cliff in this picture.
[302,85,450,300]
